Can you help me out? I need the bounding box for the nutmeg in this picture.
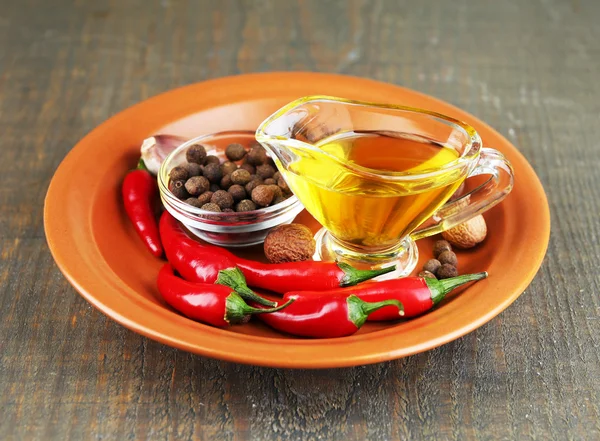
[264,224,316,263]
[442,215,488,249]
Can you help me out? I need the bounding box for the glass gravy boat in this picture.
[256,96,514,277]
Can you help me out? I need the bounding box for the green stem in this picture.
[347,295,404,328]
[338,262,396,287]
[226,295,294,324]
[426,272,488,305]
[216,267,277,307]
[137,158,148,171]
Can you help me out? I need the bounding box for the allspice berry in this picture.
[239,163,255,174]
[184,176,210,196]
[185,197,204,208]
[222,208,235,213]
[211,190,234,209]
[231,169,252,185]
[197,191,214,205]
[169,180,189,200]
[438,250,458,267]
[251,185,275,207]
[263,178,276,185]
[245,176,263,194]
[277,175,290,193]
[264,224,316,263]
[246,146,269,165]
[423,259,442,275]
[220,173,233,189]
[169,166,189,182]
[256,163,276,179]
[185,163,203,177]
[268,184,283,199]
[201,203,221,212]
[273,195,288,205]
[210,184,220,192]
[225,143,247,161]
[221,161,238,176]
[437,264,458,279]
[203,163,223,183]
[204,155,221,166]
[433,240,452,258]
[228,184,247,202]
[235,199,257,212]
[186,144,207,164]
[418,270,437,279]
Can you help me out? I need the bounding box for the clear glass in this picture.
[158,131,304,247]
[256,96,514,277]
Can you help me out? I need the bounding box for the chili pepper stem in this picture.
[216,267,278,307]
[137,158,148,171]
[347,295,404,328]
[426,271,488,305]
[225,295,294,324]
[338,262,396,287]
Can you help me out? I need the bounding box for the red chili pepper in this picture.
[157,265,292,328]
[159,211,276,306]
[279,272,488,321]
[122,159,163,257]
[159,212,395,293]
[254,292,404,338]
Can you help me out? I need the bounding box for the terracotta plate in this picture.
[44,73,550,368]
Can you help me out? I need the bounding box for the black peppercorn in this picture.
[203,163,223,183]
[186,144,207,164]
[211,190,234,209]
[184,176,210,196]
[225,143,247,161]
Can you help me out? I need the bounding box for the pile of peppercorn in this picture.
[419,239,460,280]
[168,141,292,213]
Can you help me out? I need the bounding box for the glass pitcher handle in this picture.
[410,147,514,241]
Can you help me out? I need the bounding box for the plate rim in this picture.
[44,72,551,368]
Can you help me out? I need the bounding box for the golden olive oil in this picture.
[279,131,465,249]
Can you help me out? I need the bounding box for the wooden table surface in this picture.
[1,0,599,439]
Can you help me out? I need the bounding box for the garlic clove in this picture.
[140,134,187,175]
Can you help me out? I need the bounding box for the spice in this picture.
[245,176,263,194]
[256,164,276,179]
[264,224,316,263]
[186,163,202,177]
[277,175,290,193]
[201,203,221,212]
[169,180,189,200]
[240,163,255,174]
[197,191,213,205]
[169,165,189,182]
[442,215,488,249]
[185,197,204,208]
[255,293,403,338]
[231,169,252,185]
[228,184,247,202]
[220,173,233,189]
[438,250,458,267]
[265,271,488,321]
[211,190,234,209]
[433,240,452,258]
[418,270,437,279]
[423,259,441,275]
[246,146,269,165]
[157,265,290,327]
[221,161,238,175]
[184,176,210,196]
[235,199,257,212]
[437,263,458,279]
[251,185,275,207]
[225,143,247,161]
[205,155,221,166]
[203,163,223,183]
[186,144,207,164]
[263,178,276,185]
[122,159,163,257]
[160,212,395,294]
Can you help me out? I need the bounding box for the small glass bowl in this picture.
[157,131,304,247]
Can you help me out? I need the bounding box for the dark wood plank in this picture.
[1,0,599,439]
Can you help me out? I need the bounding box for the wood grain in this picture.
[1,0,599,439]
